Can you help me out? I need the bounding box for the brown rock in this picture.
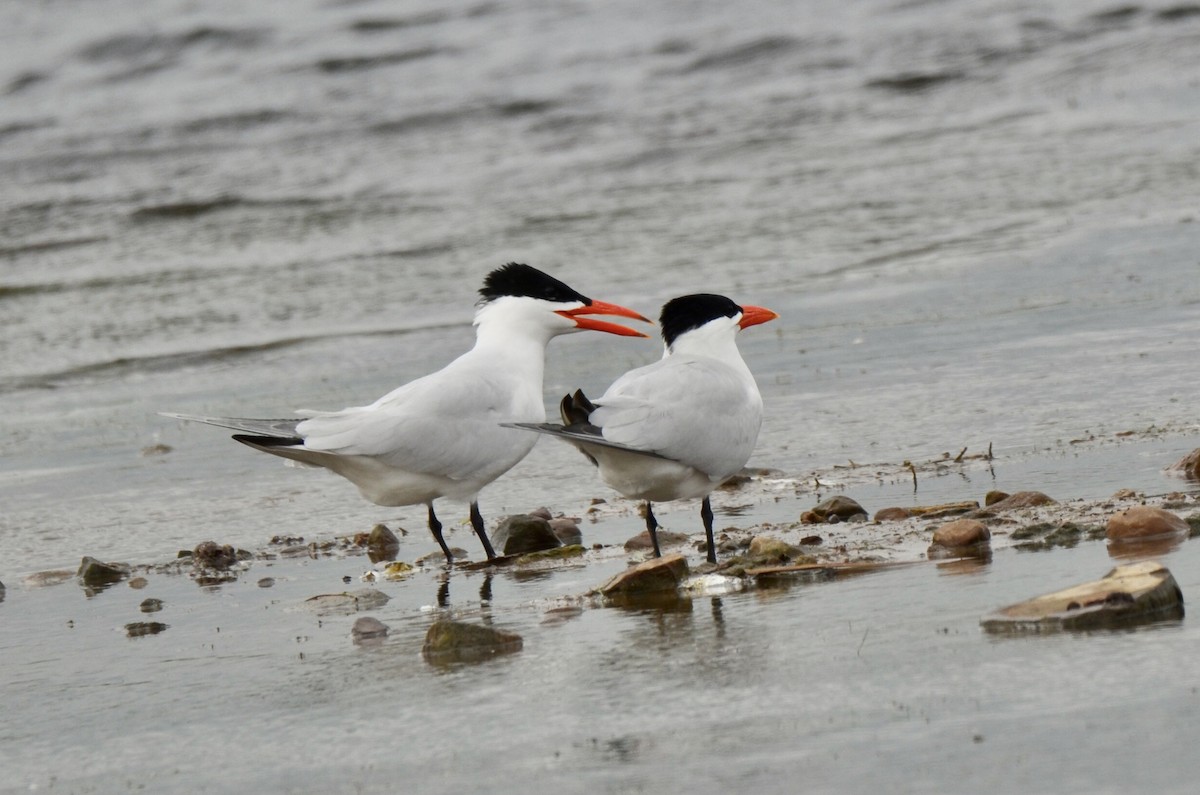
[986,491,1054,512]
[984,490,1010,506]
[874,507,913,522]
[1106,506,1189,542]
[600,554,689,596]
[932,519,991,548]
[623,529,689,552]
[1168,449,1200,480]
[928,519,991,560]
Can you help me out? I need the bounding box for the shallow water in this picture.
[2,537,1197,794]
[2,0,1200,790]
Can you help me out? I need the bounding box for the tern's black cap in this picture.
[659,293,742,347]
[479,263,591,305]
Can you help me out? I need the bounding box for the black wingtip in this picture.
[232,434,303,448]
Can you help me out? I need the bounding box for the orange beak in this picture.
[738,305,779,329]
[557,300,652,337]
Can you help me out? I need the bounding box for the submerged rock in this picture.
[1106,506,1189,542]
[77,556,130,588]
[305,588,390,616]
[139,598,164,613]
[422,620,523,664]
[352,616,390,642]
[981,560,1184,633]
[1012,521,1105,551]
[491,514,561,555]
[599,554,689,597]
[126,621,168,638]
[23,570,75,588]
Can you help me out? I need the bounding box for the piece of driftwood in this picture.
[981,560,1183,633]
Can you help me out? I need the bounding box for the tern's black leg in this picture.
[644,501,662,558]
[701,495,717,564]
[469,501,499,562]
[428,504,453,563]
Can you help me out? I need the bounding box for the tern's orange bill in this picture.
[738,305,779,329]
[557,300,653,337]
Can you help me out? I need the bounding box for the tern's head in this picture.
[659,293,778,353]
[476,263,649,339]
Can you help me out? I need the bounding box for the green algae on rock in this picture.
[422,620,523,665]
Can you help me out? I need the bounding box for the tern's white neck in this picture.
[467,297,564,384]
[665,316,750,375]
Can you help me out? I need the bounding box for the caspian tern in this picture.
[507,293,777,564]
[163,263,650,563]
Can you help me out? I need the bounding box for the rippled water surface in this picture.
[2,0,1199,790]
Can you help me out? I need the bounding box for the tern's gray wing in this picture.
[159,413,302,439]
[503,422,674,461]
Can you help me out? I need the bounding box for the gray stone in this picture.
[352,616,390,641]
[549,517,583,546]
[491,514,561,555]
[77,556,130,587]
